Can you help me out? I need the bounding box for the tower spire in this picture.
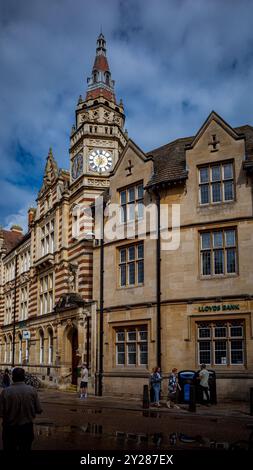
[86,33,116,103]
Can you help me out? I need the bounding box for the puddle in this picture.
[34,422,247,450]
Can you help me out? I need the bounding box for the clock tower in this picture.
[70,33,127,191]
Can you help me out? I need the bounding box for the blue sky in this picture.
[1,0,253,229]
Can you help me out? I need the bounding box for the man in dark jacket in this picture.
[0,367,42,451]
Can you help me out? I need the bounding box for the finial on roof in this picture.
[48,147,53,158]
[78,95,83,104]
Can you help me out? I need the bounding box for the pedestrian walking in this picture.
[167,367,181,409]
[2,369,10,388]
[149,368,155,405]
[197,363,210,405]
[0,367,42,451]
[80,364,89,399]
[151,367,162,407]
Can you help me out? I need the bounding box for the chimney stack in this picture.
[28,208,36,230]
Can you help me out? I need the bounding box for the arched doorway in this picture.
[66,326,79,385]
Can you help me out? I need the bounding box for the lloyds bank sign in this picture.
[198,304,240,313]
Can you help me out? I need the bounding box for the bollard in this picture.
[143,384,149,409]
[188,384,196,412]
[250,388,253,416]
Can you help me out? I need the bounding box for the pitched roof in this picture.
[146,123,253,188]
[1,229,24,254]
[146,136,193,188]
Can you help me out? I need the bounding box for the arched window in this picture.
[105,72,110,85]
[39,330,44,364]
[48,328,53,365]
[18,334,22,364]
[94,100,98,105]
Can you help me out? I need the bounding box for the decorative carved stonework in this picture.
[87,179,110,187]
[54,293,85,312]
[68,263,78,292]
[20,273,30,285]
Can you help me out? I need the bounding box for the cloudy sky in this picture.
[1,0,253,229]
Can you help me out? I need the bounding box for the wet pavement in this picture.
[1,389,253,450]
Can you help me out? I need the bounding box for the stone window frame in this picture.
[199,227,238,278]
[40,219,55,257]
[198,160,235,205]
[119,182,144,224]
[39,272,54,315]
[20,285,29,320]
[197,320,245,366]
[115,325,148,367]
[118,242,144,288]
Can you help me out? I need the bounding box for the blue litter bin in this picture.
[178,370,196,403]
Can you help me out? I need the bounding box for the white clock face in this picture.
[89,149,112,173]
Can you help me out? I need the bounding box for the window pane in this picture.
[120,248,126,263]
[128,203,135,221]
[127,343,136,364]
[200,184,209,204]
[199,167,209,183]
[117,343,125,365]
[120,265,126,286]
[225,230,235,246]
[137,260,144,284]
[137,202,144,219]
[213,231,223,248]
[117,331,125,342]
[214,250,224,274]
[212,166,221,181]
[231,340,243,364]
[227,248,236,273]
[140,343,148,365]
[230,326,243,337]
[202,251,211,275]
[224,180,234,201]
[128,262,135,285]
[121,205,127,223]
[128,331,136,341]
[215,340,227,364]
[223,163,233,180]
[214,326,227,337]
[199,341,211,364]
[139,329,147,341]
[137,243,144,259]
[138,185,144,199]
[128,246,135,261]
[120,191,126,204]
[199,327,211,338]
[212,182,221,202]
[201,232,211,249]
[128,187,135,202]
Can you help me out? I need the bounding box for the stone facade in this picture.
[0,33,126,392]
[93,113,253,400]
[1,34,253,401]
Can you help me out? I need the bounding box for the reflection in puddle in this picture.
[35,422,232,450]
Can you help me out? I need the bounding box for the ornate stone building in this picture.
[1,34,253,400]
[0,33,127,391]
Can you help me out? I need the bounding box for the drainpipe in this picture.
[12,253,18,368]
[98,202,104,396]
[155,189,161,368]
